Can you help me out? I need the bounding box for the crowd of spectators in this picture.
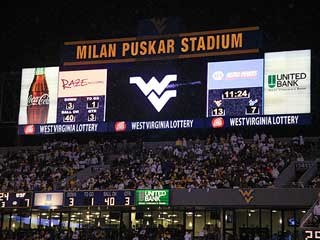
[0,132,313,192]
[73,132,308,191]
[0,138,114,192]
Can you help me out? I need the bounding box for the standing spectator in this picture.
[184,230,192,240]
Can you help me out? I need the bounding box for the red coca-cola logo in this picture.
[211,117,224,128]
[114,121,126,132]
[27,94,49,106]
[24,125,35,135]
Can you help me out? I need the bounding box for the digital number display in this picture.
[63,114,76,122]
[66,101,74,110]
[304,230,320,240]
[222,89,250,99]
[0,192,32,208]
[87,99,99,109]
[207,59,264,117]
[211,107,225,116]
[64,190,135,207]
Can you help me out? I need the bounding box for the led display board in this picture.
[264,49,311,114]
[0,192,32,208]
[33,192,64,208]
[64,190,134,207]
[16,26,312,135]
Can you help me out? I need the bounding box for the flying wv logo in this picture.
[239,189,254,204]
[130,74,177,112]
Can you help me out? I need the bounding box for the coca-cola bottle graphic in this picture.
[26,67,49,124]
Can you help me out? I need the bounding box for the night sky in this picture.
[1,1,319,73]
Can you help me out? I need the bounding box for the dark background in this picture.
[107,59,205,121]
[0,0,319,145]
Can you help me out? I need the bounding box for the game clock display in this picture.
[208,87,262,116]
[207,59,264,117]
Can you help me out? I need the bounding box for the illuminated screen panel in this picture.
[0,192,32,208]
[57,69,107,123]
[107,60,205,121]
[33,192,64,209]
[207,59,264,117]
[136,189,170,206]
[18,67,59,125]
[16,49,312,135]
[64,190,135,207]
[264,49,311,114]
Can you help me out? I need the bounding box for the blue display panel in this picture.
[207,59,264,117]
[64,190,135,207]
[0,192,33,208]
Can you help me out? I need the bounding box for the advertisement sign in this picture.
[264,49,311,114]
[33,192,64,208]
[58,69,107,97]
[57,69,107,123]
[18,67,59,124]
[136,189,170,206]
[207,59,263,117]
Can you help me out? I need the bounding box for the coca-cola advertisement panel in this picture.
[18,67,59,125]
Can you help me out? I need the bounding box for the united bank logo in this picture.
[268,75,276,88]
[130,74,177,112]
[267,72,307,89]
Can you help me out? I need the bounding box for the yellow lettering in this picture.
[221,34,230,49]
[139,41,147,55]
[197,36,206,51]
[88,45,92,59]
[92,45,99,58]
[100,44,107,58]
[167,39,175,53]
[180,38,189,52]
[122,42,130,57]
[232,33,243,48]
[108,43,116,57]
[76,45,87,59]
[189,37,197,51]
[216,35,220,49]
[207,36,215,50]
[131,42,138,56]
[158,40,166,54]
[148,40,156,55]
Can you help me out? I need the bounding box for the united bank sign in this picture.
[136,189,170,206]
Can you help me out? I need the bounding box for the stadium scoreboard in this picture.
[0,190,168,208]
[64,190,135,207]
[17,26,312,135]
[0,192,32,208]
